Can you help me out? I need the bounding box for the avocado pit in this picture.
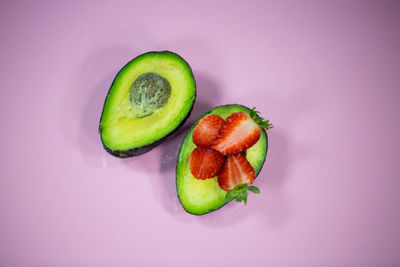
[130,72,171,118]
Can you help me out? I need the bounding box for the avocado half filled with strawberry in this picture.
[176,104,272,215]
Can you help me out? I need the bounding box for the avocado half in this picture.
[176,104,268,215]
[99,51,196,157]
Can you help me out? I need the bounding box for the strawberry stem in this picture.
[250,107,273,130]
[225,184,261,205]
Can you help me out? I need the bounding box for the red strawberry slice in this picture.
[211,112,261,155]
[192,114,225,147]
[189,147,225,180]
[218,153,255,191]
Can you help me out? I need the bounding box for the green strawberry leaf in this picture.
[250,107,273,130]
[248,186,260,194]
[227,184,261,205]
[225,190,237,202]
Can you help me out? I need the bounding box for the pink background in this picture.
[1,0,400,266]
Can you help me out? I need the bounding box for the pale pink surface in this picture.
[1,0,400,266]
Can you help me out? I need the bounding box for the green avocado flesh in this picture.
[176,104,268,215]
[99,51,196,157]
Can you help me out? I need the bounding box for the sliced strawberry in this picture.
[211,112,261,155]
[189,147,225,180]
[192,114,225,147]
[218,153,255,191]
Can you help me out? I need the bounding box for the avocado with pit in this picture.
[176,104,268,215]
[99,51,196,157]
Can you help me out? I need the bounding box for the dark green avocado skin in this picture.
[175,104,268,215]
[99,51,196,158]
